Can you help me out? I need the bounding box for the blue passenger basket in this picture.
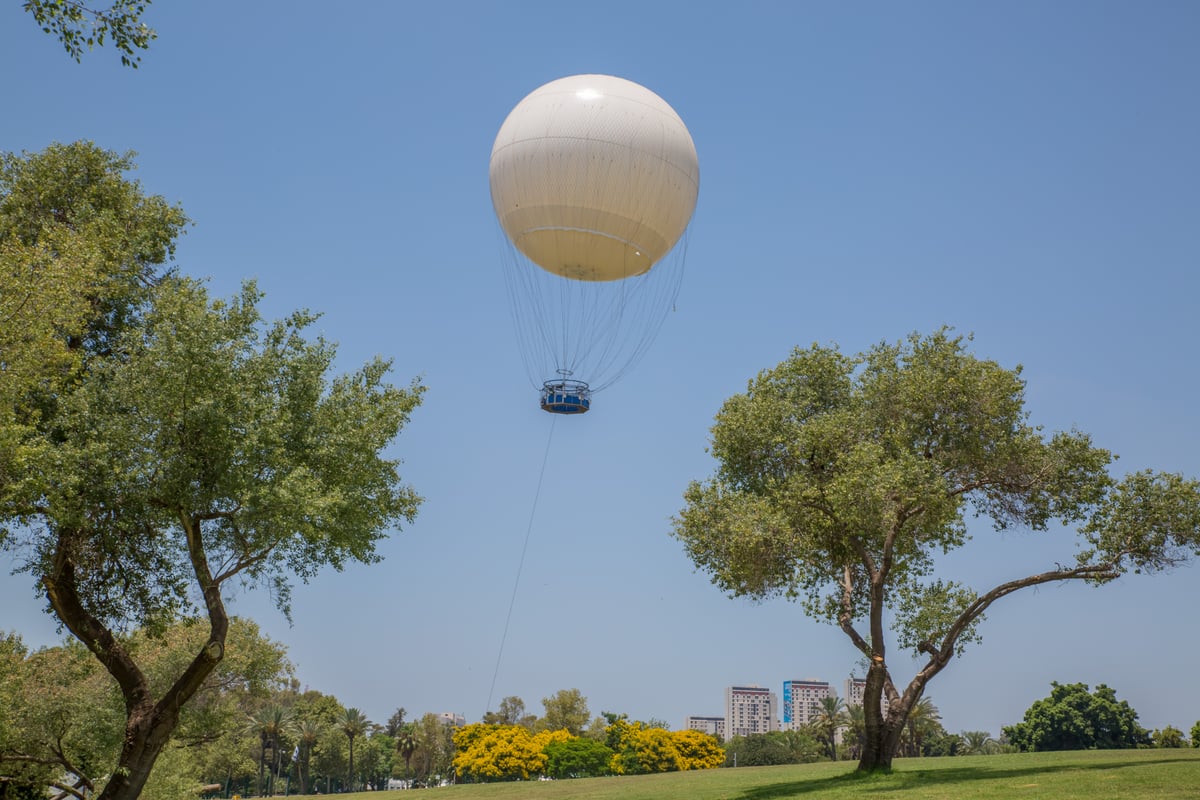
[540,378,591,414]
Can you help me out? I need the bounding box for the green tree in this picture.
[539,689,590,736]
[291,718,324,795]
[339,708,370,791]
[482,696,527,727]
[358,732,394,790]
[246,705,289,797]
[812,695,848,761]
[959,730,998,755]
[1192,721,1200,748]
[542,737,614,778]
[406,713,453,787]
[844,704,866,760]
[0,273,422,800]
[385,707,407,737]
[903,697,941,757]
[672,330,1200,771]
[1003,682,1150,751]
[0,142,185,505]
[725,733,788,767]
[394,722,419,784]
[22,0,156,67]
[1153,726,1186,748]
[0,618,288,798]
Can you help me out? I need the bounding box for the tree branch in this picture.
[838,564,871,657]
[154,511,228,719]
[923,560,1121,680]
[41,530,152,714]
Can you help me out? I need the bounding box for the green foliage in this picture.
[0,142,185,513]
[401,713,455,787]
[482,696,529,727]
[23,0,156,67]
[813,695,849,760]
[1192,721,1200,748]
[672,329,1200,770]
[543,737,614,778]
[4,276,425,630]
[0,618,289,797]
[724,730,824,767]
[339,707,371,791]
[0,144,422,800]
[539,688,590,735]
[902,697,943,757]
[959,731,998,755]
[1153,726,1187,748]
[1003,682,1151,751]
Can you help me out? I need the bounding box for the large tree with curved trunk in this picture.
[1,144,423,800]
[673,329,1200,771]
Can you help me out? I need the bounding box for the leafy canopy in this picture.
[1003,682,1150,751]
[3,276,423,630]
[673,329,1200,771]
[23,1,157,67]
[673,329,1200,660]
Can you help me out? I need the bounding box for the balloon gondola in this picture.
[489,74,700,414]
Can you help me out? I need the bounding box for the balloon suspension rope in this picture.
[486,415,557,715]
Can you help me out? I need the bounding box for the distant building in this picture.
[437,712,466,727]
[844,676,889,715]
[684,716,725,739]
[781,679,833,730]
[725,685,777,737]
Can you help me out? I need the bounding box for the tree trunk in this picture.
[96,706,181,800]
[858,720,905,771]
[855,660,913,772]
[43,521,229,800]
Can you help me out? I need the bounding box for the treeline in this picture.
[0,621,724,798]
[7,620,1198,799]
[0,619,457,798]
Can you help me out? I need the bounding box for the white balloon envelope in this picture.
[489,75,699,411]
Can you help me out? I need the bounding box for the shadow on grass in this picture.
[735,756,1187,799]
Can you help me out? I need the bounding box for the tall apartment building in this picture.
[725,685,777,737]
[684,716,726,739]
[844,676,889,715]
[781,679,832,730]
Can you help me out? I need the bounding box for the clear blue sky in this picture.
[2,1,1199,738]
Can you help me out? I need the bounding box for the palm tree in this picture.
[845,704,866,760]
[395,723,419,786]
[960,730,997,755]
[246,705,290,797]
[904,697,941,757]
[339,707,370,792]
[292,718,324,795]
[813,695,849,761]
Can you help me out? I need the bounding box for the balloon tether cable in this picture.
[486,415,557,714]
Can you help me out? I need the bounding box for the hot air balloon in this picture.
[489,74,700,414]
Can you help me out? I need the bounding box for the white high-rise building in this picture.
[844,676,889,715]
[684,716,725,739]
[781,679,832,730]
[725,685,777,737]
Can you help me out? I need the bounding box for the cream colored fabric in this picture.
[490,75,699,282]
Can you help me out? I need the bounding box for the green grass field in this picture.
[316,749,1200,800]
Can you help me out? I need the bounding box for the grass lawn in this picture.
[307,749,1200,800]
